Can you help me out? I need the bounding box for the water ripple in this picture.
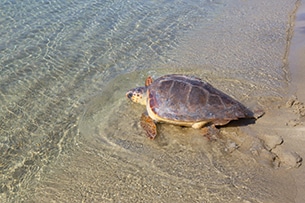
[0,0,224,200]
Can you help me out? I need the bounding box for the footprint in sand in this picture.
[259,134,302,168]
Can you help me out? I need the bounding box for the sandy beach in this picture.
[1,0,305,202]
[286,1,305,202]
[169,0,305,201]
[28,0,305,202]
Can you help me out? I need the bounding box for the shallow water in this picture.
[0,0,300,202]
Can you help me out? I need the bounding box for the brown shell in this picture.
[147,74,253,125]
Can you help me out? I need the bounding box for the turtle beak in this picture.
[126,91,133,99]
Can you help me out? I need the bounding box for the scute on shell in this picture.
[147,74,253,125]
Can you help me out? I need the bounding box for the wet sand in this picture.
[169,0,305,201]
[7,0,305,202]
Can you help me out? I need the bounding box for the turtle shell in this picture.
[147,74,253,126]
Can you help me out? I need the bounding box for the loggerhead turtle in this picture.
[126,74,262,139]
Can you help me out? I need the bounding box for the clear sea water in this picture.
[0,0,299,202]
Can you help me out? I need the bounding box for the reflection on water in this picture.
[0,0,299,202]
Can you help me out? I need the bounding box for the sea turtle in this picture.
[126,74,262,139]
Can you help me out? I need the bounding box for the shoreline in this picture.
[170,0,305,201]
[6,0,305,202]
[289,0,305,103]
[287,0,305,202]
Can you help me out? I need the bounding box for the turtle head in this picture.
[126,86,147,105]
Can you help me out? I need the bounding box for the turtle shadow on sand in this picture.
[225,117,256,127]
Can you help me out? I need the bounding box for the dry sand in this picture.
[286,1,305,202]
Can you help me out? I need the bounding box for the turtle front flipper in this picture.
[202,125,220,141]
[145,76,153,87]
[140,113,157,139]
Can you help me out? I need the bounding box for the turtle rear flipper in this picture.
[253,108,265,119]
[141,113,157,139]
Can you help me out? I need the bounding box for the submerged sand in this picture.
[8,0,305,202]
